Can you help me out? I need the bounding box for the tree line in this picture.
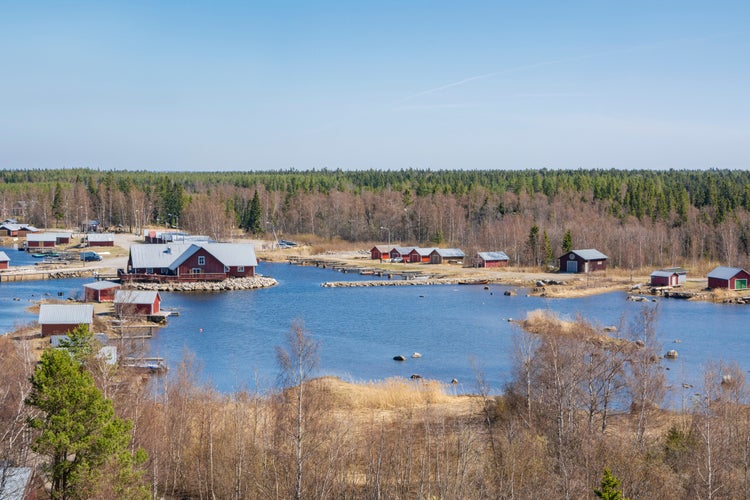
[1,168,749,269]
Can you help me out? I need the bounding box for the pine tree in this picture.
[26,348,148,499]
[52,183,64,222]
[594,468,629,500]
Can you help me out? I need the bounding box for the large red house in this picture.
[123,242,257,282]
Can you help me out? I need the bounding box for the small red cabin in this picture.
[114,290,161,316]
[83,281,121,302]
[370,246,391,261]
[707,266,750,290]
[476,251,510,268]
[559,249,608,273]
[0,251,9,270]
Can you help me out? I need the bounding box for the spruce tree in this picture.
[594,468,629,500]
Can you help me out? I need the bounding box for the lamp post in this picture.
[380,226,391,246]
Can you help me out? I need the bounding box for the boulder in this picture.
[393,355,406,361]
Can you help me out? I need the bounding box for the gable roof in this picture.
[708,266,747,280]
[87,233,115,242]
[130,242,257,270]
[409,247,436,256]
[0,222,38,232]
[83,280,121,291]
[431,248,465,258]
[370,245,391,253]
[38,304,93,325]
[392,246,415,255]
[27,231,71,242]
[570,249,608,260]
[650,270,678,278]
[114,290,160,304]
[477,251,509,261]
[0,251,9,262]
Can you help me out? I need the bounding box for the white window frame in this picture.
[191,268,201,274]
[198,256,206,265]
[238,266,245,272]
[224,265,230,272]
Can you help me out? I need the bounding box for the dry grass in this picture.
[518,309,633,350]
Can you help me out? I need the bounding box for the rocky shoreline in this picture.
[321,278,487,287]
[126,276,278,292]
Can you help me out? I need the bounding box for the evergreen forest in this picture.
[2,167,750,269]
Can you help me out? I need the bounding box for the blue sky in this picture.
[1,1,748,170]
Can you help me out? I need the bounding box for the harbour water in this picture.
[1,261,748,398]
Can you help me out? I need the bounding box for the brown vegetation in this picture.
[4,305,750,498]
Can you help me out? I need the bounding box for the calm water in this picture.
[0,246,40,267]
[1,262,748,398]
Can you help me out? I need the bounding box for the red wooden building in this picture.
[558,249,608,273]
[406,247,435,263]
[114,290,161,316]
[0,251,9,270]
[370,246,391,260]
[86,233,115,247]
[707,266,750,290]
[83,281,121,302]
[476,251,510,268]
[38,304,93,337]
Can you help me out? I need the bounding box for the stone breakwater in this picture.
[128,276,278,292]
[322,278,477,288]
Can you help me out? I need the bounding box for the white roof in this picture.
[87,233,114,242]
[0,251,9,262]
[83,280,121,291]
[38,304,93,325]
[114,290,160,304]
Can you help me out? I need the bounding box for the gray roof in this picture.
[0,466,33,499]
[412,247,436,256]
[371,245,391,253]
[114,290,160,304]
[0,222,38,232]
[650,270,677,278]
[130,242,257,270]
[708,266,747,280]
[87,233,114,242]
[392,246,415,255]
[431,248,465,258]
[570,249,608,260]
[38,304,93,325]
[477,251,509,261]
[193,243,257,267]
[0,251,9,262]
[662,267,687,274]
[27,231,70,242]
[83,280,121,291]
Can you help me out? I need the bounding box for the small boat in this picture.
[458,279,489,285]
[31,253,47,258]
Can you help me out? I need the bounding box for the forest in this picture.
[1,168,750,270]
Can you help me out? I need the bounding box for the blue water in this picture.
[0,246,39,267]
[1,262,748,399]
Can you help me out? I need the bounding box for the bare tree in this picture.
[275,319,320,500]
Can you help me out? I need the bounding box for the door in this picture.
[566,260,578,273]
[735,279,747,290]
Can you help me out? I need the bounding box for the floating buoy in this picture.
[199,328,204,333]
